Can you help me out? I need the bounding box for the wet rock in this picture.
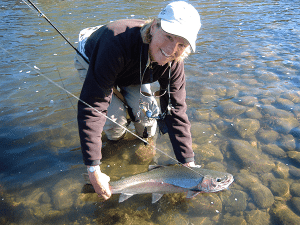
[261,144,286,158]
[52,178,80,210]
[261,105,294,118]
[205,162,226,172]
[191,123,215,145]
[259,71,279,82]
[256,129,279,144]
[260,97,276,105]
[194,143,223,162]
[290,126,300,139]
[233,118,260,139]
[234,170,260,188]
[273,162,290,179]
[273,117,299,134]
[289,165,300,178]
[188,193,222,216]
[291,197,300,214]
[278,134,296,151]
[281,92,300,104]
[222,214,247,225]
[199,86,216,95]
[217,101,247,116]
[290,183,300,197]
[134,141,156,163]
[199,95,219,104]
[226,87,239,97]
[215,86,227,97]
[231,139,275,173]
[249,184,274,209]
[237,96,258,107]
[244,107,263,119]
[260,172,276,186]
[287,151,300,165]
[220,189,247,212]
[194,109,219,122]
[275,97,295,111]
[245,209,271,225]
[271,202,300,224]
[269,179,290,198]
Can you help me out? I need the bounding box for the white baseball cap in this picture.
[158,1,201,52]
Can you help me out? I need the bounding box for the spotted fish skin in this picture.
[109,165,234,203]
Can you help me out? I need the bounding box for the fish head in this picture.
[198,173,234,193]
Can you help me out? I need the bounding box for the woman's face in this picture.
[149,20,190,66]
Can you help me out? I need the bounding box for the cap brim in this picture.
[160,19,197,52]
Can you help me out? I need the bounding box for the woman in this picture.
[75,1,201,200]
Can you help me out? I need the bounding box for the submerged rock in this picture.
[217,101,247,117]
[233,118,260,139]
[245,209,271,225]
[249,184,274,209]
[244,107,263,119]
[291,197,300,215]
[222,214,247,225]
[230,139,275,173]
[269,179,290,198]
[289,165,300,178]
[290,182,300,197]
[237,96,258,107]
[261,144,286,158]
[287,151,300,165]
[278,134,296,151]
[256,129,279,144]
[271,202,300,224]
[220,189,248,212]
[273,162,290,179]
[275,97,295,111]
[194,143,224,162]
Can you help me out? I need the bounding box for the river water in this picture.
[1,0,300,224]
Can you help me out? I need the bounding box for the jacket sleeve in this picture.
[159,61,194,164]
[77,28,124,166]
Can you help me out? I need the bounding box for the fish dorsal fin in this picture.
[186,190,200,199]
[152,193,164,203]
[119,193,134,203]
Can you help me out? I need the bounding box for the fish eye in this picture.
[216,178,222,182]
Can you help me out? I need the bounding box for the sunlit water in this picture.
[1,0,300,224]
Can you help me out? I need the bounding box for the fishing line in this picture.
[18,0,203,175]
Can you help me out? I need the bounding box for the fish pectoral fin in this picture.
[152,193,164,203]
[186,190,200,199]
[119,193,134,203]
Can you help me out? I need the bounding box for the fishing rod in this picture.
[23,0,89,64]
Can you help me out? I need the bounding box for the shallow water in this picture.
[1,0,300,224]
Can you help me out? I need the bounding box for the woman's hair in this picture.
[140,19,191,61]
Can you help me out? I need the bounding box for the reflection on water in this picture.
[1,0,300,224]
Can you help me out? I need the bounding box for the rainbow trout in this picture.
[85,165,234,203]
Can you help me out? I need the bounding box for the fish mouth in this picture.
[213,174,234,192]
[161,49,172,58]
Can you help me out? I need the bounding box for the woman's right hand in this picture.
[87,166,112,200]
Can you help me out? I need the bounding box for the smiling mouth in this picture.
[161,49,171,58]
